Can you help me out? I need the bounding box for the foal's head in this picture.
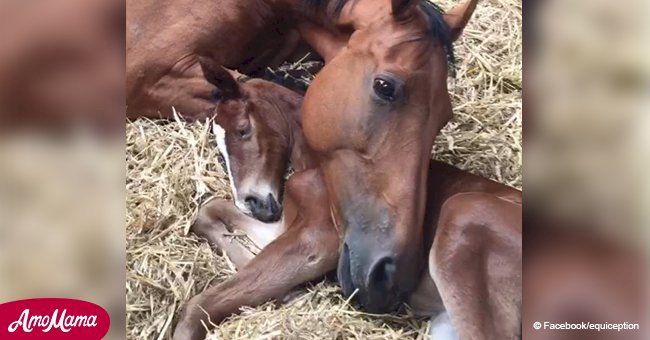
[302,0,477,312]
[200,59,302,222]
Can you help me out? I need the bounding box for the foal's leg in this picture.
[173,221,339,340]
[193,198,284,268]
[430,192,522,340]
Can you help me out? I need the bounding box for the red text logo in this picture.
[0,298,110,339]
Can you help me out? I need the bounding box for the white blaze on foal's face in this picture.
[213,121,250,213]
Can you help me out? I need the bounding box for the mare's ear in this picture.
[392,0,420,20]
[198,57,241,100]
[443,0,478,41]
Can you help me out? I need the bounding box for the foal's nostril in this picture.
[267,193,280,215]
[368,256,397,292]
[245,196,262,209]
[246,194,282,222]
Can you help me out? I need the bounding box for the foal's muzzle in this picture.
[245,193,281,222]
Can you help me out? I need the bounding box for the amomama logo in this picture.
[0,298,110,339]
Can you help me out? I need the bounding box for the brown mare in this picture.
[126,0,352,120]
[174,52,521,340]
[288,0,521,336]
[298,0,492,311]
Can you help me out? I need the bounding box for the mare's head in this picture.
[301,0,478,312]
[200,59,302,222]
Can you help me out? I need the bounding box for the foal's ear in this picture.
[198,57,240,100]
[443,0,478,41]
[391,0,419,19]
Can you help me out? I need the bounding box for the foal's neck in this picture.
[289,122,318,172]
[278,102,317,172]
[261,86,317,172]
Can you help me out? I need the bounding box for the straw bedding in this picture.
[126,0,521,338]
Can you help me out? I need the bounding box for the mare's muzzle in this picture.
[336,209,407,313]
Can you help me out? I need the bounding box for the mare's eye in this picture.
[373,77,398,102]
[237,123,252,140]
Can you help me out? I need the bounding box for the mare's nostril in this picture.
[368,256,397,291]
[337,243,355,297]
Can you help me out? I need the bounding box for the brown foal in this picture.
[200,60,305,222]
[173,61,338,340]
[174,59,521,339]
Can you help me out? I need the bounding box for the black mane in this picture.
[302,0,455,73]
[420,1,455,73]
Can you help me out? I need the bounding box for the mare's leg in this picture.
[173,220,339,340]
[193,198,284,268]
[430,192,522,340]
[296,21,348,62]
[157,62,216,119]
[130,61,216,120]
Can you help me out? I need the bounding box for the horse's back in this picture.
[428,160,521,205]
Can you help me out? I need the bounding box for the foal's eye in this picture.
[373,77,398,102]
[237,124,252,140]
